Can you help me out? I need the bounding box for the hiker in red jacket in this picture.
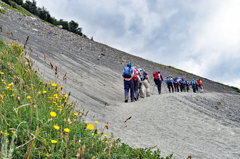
[153,71,164,94]
[197,79,203,92]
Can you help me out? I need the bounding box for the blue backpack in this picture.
[123,67,131,78]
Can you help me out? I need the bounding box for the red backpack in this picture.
[132,69,139,82]
[153,72,159,79]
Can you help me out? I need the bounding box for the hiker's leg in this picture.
[134,81,139,99]
[130,79,134,100]
[139,82,144,97]
[158,80,162,93]
[124,80,129,99]
[171,84,174,92]
[142,79,149,94]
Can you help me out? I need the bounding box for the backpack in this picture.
[123,67,131,78]
[153,72,158,79]
[139,69,144,80]
[132,69,139,82]
[166,77,172,84]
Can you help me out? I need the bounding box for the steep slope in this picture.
[1,7,240,158]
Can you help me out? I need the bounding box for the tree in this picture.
[13,0,23,5]
[58,19,69,30]
[23,0,32,12]
[31,0,37,14]
[69,20,79,33]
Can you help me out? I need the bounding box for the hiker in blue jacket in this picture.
[122,63,135,102]
[191,79,198,93]
[164,76,176,93]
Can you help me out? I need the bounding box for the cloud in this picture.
[36,0,240,88]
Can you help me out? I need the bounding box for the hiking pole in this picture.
[152,84,156,95]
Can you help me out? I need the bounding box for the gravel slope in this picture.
[1,7,240,158]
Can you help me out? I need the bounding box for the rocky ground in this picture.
[1,6,240,158]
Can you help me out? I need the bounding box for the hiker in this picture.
[122,63,135,102]
[173,77,179,92]
[132,66,141,101]
[197,79,203,92]
[190,79,198,93]
[178,77,185,92]
[153,71,164,94]
[185,80,190,92]
[164,76,176,93]
[138,68,150,98]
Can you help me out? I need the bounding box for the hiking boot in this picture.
[146,92,150,97]
[140,95,144,98]
[125,98,128,103]
[131,100,135,102]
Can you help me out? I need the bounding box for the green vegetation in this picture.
[0,37,172,158]
[0,7,7,14]
[1,0,88,37]
[231,86,240,93]
[0,1,31,16]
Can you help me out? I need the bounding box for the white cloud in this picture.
[36,0,240,88]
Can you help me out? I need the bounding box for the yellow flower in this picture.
[87,124,94,130]
[8,84,12,86]
[0,72,4,74]
[95,121,98,124]
[6,87,10,89]
[51,83,57,87]
[74,113,77,116]
[51,140,58,144]
[38,91,41,94]
[104,134,107,137]
[50,111,56,117]
[43,91,47,94]
[92,133,94,136]
[60,86,63,89]
[98,132,101,135]
[64,128,70,133]
[10,41,12,44]
[54,125,60,130]
[78,113,81,115]
[27,96,31,99]
[65,95,68,98]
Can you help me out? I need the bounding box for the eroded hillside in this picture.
[1,6,240,158]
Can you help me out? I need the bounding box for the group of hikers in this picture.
[122,63,203,102]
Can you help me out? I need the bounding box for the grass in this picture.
[0,1,32,16]
[0,37,173,158]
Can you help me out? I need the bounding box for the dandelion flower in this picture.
[65,95,68,98]
[27,96,31,99]
[43,91,47,94]
[54,125,60,130]
[74,113,77,116]
[50,111,56,117]
[6,87,10,89]
[95,121,98,124]
[87,124,94,130]
[98,132,101,135]
[104,134,107,137]
[64,128,70,133]
[51,140,58,144]
[8,84,12,86]
[38,91,41,94]
[92,133,94,136]
[78,112,81,115]
[51,83,57,87]
[0,72,4,74]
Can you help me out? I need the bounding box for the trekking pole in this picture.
[152,84,156,95]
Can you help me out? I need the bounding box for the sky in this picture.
[35,0,240,88]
